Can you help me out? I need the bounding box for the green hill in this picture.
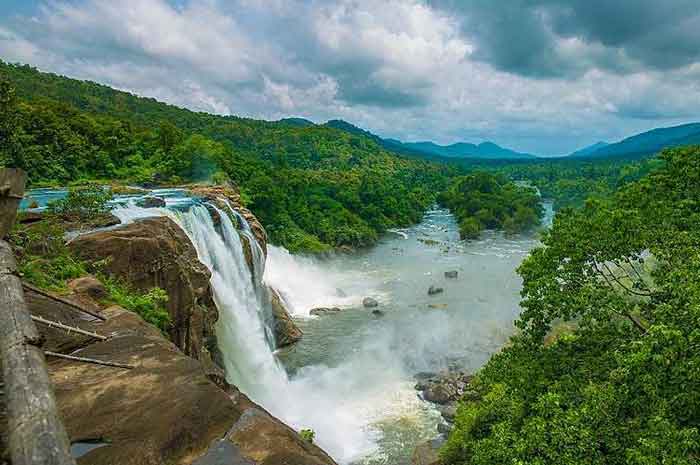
[0,60,459,253]
[571,122,700,159]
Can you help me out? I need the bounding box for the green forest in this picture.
[437,172,543,238]
[442,146,700,465]
[0,61,659,252]
[0,61,458,252]
[2,60,700,465]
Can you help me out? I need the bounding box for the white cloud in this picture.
[1,0,700,155]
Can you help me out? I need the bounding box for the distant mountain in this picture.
[571,123,700,159]
[325,119,537,160]
[277,117,316,127]
[399,140,536,160]
[569,141,609,157]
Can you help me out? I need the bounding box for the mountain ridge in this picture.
[571,122,700,159]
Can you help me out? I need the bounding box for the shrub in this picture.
[101,279,171,332]
[10,220,87,291]
[299,428,315,444]
[47,184,113,221]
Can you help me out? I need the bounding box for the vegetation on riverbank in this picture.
[0,61,460,253]
[491,157,660,210]
[441,146,700,465]
[437,172,543,239]
[9,186,171,331]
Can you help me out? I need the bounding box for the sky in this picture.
[1,0,700,155]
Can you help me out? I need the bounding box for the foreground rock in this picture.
[69,216,220,367]
[269,287,303,347]
[41,302,336,465]
[363,297,379,308]
[68,276,108,300]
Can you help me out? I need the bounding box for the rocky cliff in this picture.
[69,216,223,373]
[28,285,336,465]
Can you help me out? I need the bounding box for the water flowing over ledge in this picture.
[108,197,551,464]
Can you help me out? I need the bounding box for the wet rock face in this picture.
[68,216,219,366]
[137,196,166,208]
[188,184,268,257]
[269,287,303,347]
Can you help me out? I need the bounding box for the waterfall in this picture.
[112,200,382,463]
[177,205,289,398]
[113,202,288,398]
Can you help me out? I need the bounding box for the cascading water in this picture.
[113,201,286,394]
[111,197,550,465]
[112,200,394,463]
[176,204,287,395]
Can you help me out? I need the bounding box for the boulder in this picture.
[269,287,303,347]
[310,307,342,316]
[411,438,443,465]
[424,383,458,404]
[372,309,385,317]
[437,421,452,435]
[45,306,337,465]
[428,286,444,296]
[68,276,108,300]
[444,270,458,279]
[415,371,474,406]
[438,403,458,422]
[363,297,379,308]
[69,216,219,365]
[137,196,166,208]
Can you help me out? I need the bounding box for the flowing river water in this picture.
[264,205,554,464]
[21,188,553,465]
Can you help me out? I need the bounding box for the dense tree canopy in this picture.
[442,146,700,465]
[438,172,543,239]
[0,61,459,252]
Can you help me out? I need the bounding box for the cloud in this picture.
[431,0,700,77]
[0,0,699,155]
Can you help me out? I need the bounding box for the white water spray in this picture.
[113,202,385,463]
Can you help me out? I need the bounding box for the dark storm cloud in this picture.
[432,0,700,77]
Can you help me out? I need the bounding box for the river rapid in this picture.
[21,188,552,465]
[264,205,553,465]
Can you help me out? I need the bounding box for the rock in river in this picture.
[363,297,379,308]
[269,287,303,347]
[428,285,444,296]
[444,270,458,279]
[137,195,166,208]
[310,307,342,316]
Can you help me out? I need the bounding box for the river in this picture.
[264,205,553,464]
[21,188,552,465]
